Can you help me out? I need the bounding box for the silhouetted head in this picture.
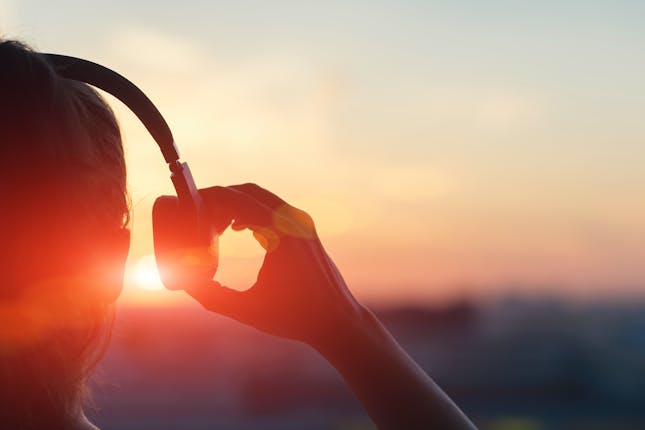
[0,39,130,428]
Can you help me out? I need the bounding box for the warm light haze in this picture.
[3,1,645,305]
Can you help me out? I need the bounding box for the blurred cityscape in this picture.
[89,297,645,430]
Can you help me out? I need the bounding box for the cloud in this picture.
[101,24,347,168]
[103,25,211,76]
[422,86,548,136]
[98,27,354,204]
[373,163,455,201]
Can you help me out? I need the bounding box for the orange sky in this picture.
[3,1,645,305]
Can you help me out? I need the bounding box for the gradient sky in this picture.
[2,1,645,304]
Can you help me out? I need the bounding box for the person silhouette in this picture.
[0,38,476,430]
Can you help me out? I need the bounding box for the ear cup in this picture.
[152,196,218,290]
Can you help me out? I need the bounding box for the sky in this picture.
[2,1,645,305]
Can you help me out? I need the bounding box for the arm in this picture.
[168,183,476,429]
[314,305,475,430]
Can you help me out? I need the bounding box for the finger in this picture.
[228,221,280,252]
[252,227,280,252]
[200,186,274,228]
[231,221,248,231]
[229,184,316,238]
[230,183,287,211]
[184,280,251,321]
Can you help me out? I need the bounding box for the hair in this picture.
[0,39,129,428]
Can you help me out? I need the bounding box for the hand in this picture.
[157,184,478,429]
[182,183,367,347]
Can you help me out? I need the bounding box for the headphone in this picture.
[45,54,218,293]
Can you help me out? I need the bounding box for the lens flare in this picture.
[132,254,164,291]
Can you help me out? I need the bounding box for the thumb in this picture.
[184,280,251,321]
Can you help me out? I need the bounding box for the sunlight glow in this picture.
[132,254,164,291]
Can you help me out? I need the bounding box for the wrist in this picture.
[309,304,386,362]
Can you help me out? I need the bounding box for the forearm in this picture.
[312,306,477,430]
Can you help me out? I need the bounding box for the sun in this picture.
[132,254,164,291]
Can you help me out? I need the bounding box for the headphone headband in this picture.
[43,53,180,163]
[43,52,220,294]
[43,53,205,218]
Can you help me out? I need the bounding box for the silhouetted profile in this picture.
[0,39,476,429]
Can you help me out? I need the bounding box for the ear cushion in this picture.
[152,196,218,290]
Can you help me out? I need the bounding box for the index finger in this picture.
[200,185,274,229]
